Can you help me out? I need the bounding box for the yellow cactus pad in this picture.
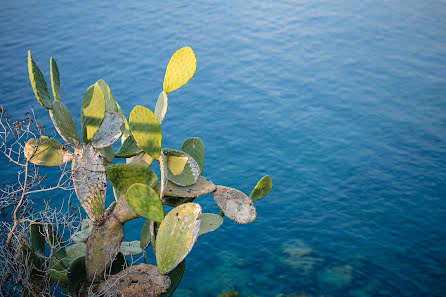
[163,47,197,93]
[167,156,188,176]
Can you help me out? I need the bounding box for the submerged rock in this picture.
[282,239,312,258]
[318,264,353,289]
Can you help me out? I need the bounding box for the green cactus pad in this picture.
[30,223,45,257]
[71,219,93,243]
[213,186,257,224]
[45,223,64,249]
[129,105,162,159]
[98,145,115,163]
[126,183,164,223]
[160,260,185,297]
[140,219,152,249]
[72,145,107,221]
[115,134,143,158]
[66,243,87,262]
[198,213,224,236]
[158,151,168,201]
[155,203,202,274]
[68,256,86,295]
[120,241,144,256]
[30,222,45,269]
[49,100,81,147]
[154,91,168,124]
[150,220,157,254]
[50,57,61,101]
[90,111,124,149]
[96,79,118,112]
[81,84,106,143]
[164,176,215,199]
[24,136,73,166]
[163,148,200,186]
[163,47,197,93]
[249,175,273,202]
[105,163,158,194]
[181,137,205,174]
[49,269,69,287]
[110,252,127,275]
[28,51,52,109]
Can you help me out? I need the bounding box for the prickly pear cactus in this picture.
[24,47,273,296]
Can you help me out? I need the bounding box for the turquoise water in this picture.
[1,1,446,296]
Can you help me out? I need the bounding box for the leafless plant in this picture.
[0,105,80,297]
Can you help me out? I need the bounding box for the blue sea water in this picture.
[1,0,446,296]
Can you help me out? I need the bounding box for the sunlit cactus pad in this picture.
[163,46,197,93]
[28,51,53,109]
[24,136,73,166]
[156,203,201,274]
[129,105,162,159]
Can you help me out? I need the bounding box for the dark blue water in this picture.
[1,1,446,296]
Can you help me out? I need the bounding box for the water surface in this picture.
[1,1,446,296]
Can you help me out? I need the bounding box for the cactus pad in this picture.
[129,105,162,159]
[181,137,205,174]
[250,175,273,202]
[50,57,61,101]
[24,136,73,166]
[81,84,106,143]
[155,203,201,274]
[49,100,80,147]
[45,223,64,249]
[120,241,144,256]
[158,151,168,201]
[126,183,164,223]
[28,51,52,109]
[115,134,142,158]
[163,148,200,186]
[49,269,69,287]
[106,163,158,194]
[68,256,86,295]
[198,213,224,236]
[127,152,154,166]
[213,186,257,224]
[163,47,197,93]
[164,176,216,199]
[66,243,87,262]
[98,145,115,163]
[71,219,93,243]
[140,219,152,249]
[72,145,107,221]
[90,111,124,149]
[96,79,118,112]
[155,91,168,124]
